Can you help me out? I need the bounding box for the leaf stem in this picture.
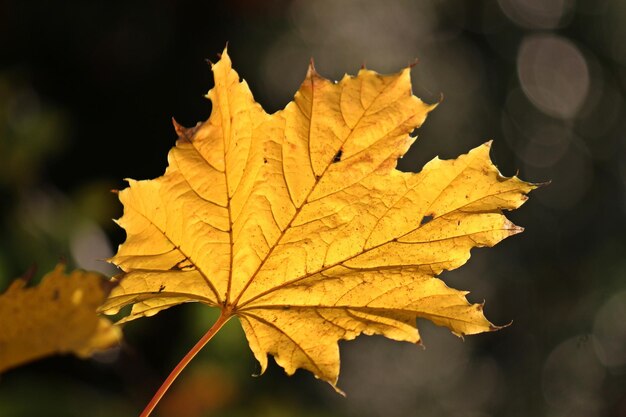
[139,311,232,417]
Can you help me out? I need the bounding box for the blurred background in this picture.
[1,0,625,416]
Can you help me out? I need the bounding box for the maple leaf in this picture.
[101,49,535,391]
[0,264,121,372]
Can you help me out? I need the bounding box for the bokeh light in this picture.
[498,0,574,29]
[517,34,589,119]
[592,291,626,370]
[69,221,116,275]
[542,336,606,416]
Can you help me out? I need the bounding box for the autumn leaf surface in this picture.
[101,49,535,388]
[0,265,121,372]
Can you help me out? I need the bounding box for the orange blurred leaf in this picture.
[0,264,121,372]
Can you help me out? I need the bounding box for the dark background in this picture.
[1,1,625,416]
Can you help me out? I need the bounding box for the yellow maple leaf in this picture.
[0,264,121,372]
[101,49,535,391]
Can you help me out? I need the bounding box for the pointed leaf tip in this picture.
[171,117,186,137]
[19,264,37,284]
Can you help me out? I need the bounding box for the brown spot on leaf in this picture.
[420,214,433,226]
[332,148,343,163]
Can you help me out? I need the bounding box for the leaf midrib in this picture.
[229,73,391,308]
